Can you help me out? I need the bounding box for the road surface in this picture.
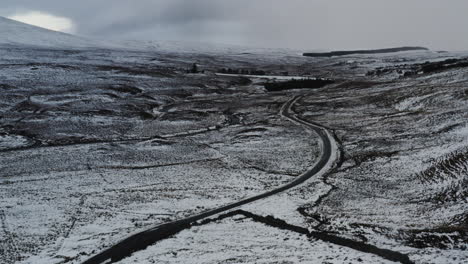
[83,95,338,264]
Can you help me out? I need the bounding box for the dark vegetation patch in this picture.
[0,84,15,90]
[106,85,142,95]
[367,67,412,77]
[218,68,268,76]
[232,134,262,141]
[232,127,270,141]
[121,102,159,120]
[404,224,467,250]
[453,88,468,100]
[12,100,42,112]
[352,151,400,168]
[95,65,174,77]
[415,149,468,204]
[367,57,468,77]
[229,76,252,86]
[419,58,468,74]
[102,93,121,99]
[61,50,82,55]
[264,78,334,92]
[431,177,468,204]
[159,89,194,98]
[334,81,383,90]
[435,123,464,134]
[160,110,211,122]
[217,68,293,79]
[297,207,332,229]
[223,110,246,126]
[416,149,468,184]
[348,223,393,237]
[26,63,78,70]
[89,109,115,116]
[236,128,268,134]
[138,111,155,120]
[304,47,428,57]
[186,63,203,74]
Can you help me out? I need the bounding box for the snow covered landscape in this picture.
[0,13,467,264]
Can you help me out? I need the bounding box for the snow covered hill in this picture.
[0,16,301,55]
[0,16,106,49]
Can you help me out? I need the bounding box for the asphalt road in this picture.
[82,95,337,264]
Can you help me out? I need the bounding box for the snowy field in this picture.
[0,16,467,264]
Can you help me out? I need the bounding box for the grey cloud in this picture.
[1,0,468,50]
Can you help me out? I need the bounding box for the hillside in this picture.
[0,16,104,48]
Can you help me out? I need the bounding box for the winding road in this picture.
[83,95,338,264]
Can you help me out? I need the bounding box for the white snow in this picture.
[0,134,33,150]
[118,216,396,264]
[0,16,106,49]
[395,94,433,111]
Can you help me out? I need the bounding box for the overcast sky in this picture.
[1,0,468,51]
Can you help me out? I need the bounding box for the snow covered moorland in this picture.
[0,16,467,264]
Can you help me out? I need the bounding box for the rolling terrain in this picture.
[0,18,467,264]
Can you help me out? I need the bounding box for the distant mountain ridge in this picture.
[0,16,106,48]
[303,46,429,57]
[0,16,298,54]
[0,16,311,55]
